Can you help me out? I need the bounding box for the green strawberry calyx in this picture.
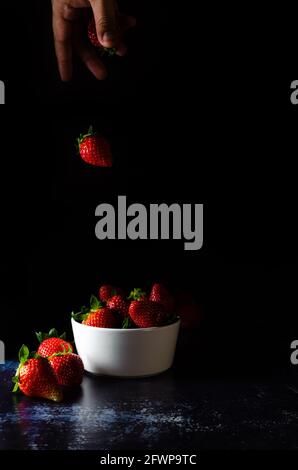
[110,289,118,298]
[164,312,180,326]
[48,345,73,358]
[128,288,147,301]
[71,308,89,323]
[89,294,103,311]
[71,294,104,323]
[35,328,67,344]
[122,316,135,329]
[12,345,37,393]
[100,47,117,57]
[76,125,97,153]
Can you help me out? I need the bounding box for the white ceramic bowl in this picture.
[71,317,180,377]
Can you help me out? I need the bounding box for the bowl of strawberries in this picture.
[71,284,181,377]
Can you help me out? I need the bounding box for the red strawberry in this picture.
[36,329,73,357]
[128,287,147,301]
[13,345,63,402]
[107,295,129,318]
[82,307,120,328]
[77,126,113,167]
[99,284,125,302]
[37,338,73,357]
[88,18,100,47]
[128,300,166,328]
[88,18,102,48]
[149,283,175,313]
[87,19,117,55]
[49,353,84,388]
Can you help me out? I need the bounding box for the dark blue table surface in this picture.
[1,361,298,450]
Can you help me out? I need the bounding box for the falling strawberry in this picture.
[77,126,113,167]
[49,352,84,388]
[36,329,73,357]
[99,285,125,302]
[149,283,175,313]
[107,295,129,319]
[87,18,117,56]
[13,345,63,402]
[128,300,166,328]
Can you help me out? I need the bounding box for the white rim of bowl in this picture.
[71,317,181,333]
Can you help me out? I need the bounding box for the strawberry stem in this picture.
[128,288,147,301]
[90,294,103,311]
[48,344,72,358]
[35,329,67,343]
[100,47,117,57]
[12,344,30,393]
[71,310,89,323]
[18,344,29,363]
[76,126,97,154]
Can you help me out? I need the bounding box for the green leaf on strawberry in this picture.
[122,316,134,329]
[164,312,180,326]
[18,344,29,363]
[48,328,58,338]
[36,328,67,343]
[71,311,87,323]
[13,344,30,393]
[76,126,96,154]
[128,288,147,301]
[48,344,73,358]
[90,294,103,311]
[71,305,90,323]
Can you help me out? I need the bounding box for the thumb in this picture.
[89,0,118,48]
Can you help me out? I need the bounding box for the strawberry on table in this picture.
[149,283,175,313]
[128,300,166,328]
[49,353,84,388]
[36,328,73,357]
[12,345,63,402]
[77,126,113,167]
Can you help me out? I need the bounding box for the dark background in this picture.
[0,1,297,374]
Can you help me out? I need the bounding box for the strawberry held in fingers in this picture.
[128,300,166,328]
[149,283,175,313]
[36,329,73,357]
[13,345,63,402]
[77,126,113,167]
[88,18,117,56]
[88,18,101,48]
[49,353,84,388]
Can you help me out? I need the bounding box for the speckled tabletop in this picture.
[1,361,298,450]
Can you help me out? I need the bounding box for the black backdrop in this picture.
[0,1,296,374]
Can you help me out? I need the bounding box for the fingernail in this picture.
[103,32,115,42]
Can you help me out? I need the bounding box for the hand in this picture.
[51,0,136,81]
